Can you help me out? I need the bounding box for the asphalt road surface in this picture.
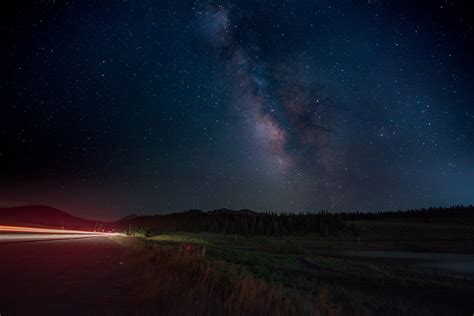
[0,233,104,244]
[0,236,135,315]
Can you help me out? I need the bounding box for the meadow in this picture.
[126,218,474,315]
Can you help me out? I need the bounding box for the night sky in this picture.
[1,1,473,219]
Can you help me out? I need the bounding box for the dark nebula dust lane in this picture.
[1,1,473,218]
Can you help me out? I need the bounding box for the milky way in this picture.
[1,1,473,218]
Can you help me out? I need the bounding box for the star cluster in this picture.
[1,1,473,219]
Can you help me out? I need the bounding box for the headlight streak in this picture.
[0,225,122,236]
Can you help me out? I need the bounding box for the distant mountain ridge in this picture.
[208,208,258,215]
[0,205,103,229]
[0,205,260,230]
[117,214,139,222]
[3,204,471,234]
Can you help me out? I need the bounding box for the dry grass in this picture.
[118,237,342,316]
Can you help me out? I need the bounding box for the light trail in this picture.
[0,225,121,236]
[0,234,98,242]
[0,225,124,244]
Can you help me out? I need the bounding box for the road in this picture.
[0,235,136,315]
[0,233,105,244]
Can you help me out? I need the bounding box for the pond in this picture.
[326,249,474,276]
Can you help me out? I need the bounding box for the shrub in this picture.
[124,239,340,315]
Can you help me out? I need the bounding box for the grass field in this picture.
[138,220,474,315]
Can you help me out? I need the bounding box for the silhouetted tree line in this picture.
[121,210,346,236]
[119,205,474,236]
[340,204,474,221]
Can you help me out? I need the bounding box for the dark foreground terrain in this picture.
[1,215,474,315]
[0,235,299,315]
[0,236,135,315]
[142,218,474,315]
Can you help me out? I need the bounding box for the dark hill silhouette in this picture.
[0,205,103,230]
[2,204,473,235]
[208,208,257,215]
[236,209,258,215]
[208,208,235,214]
[116,214,139,222]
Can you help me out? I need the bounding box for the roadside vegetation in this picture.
[117,207,474,315]
[123,215,474,315]
[118,237,339,315]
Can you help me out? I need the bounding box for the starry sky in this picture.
[1,1,473,219]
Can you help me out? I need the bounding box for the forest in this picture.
[121,205,474,236]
